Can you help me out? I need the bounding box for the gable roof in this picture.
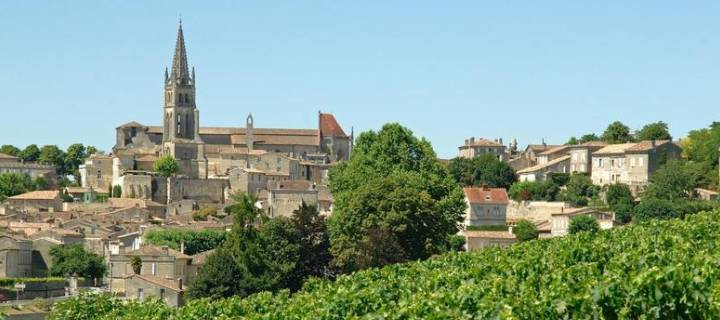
[625,140,673,153]
[463,187,509,205]
[592,143,637,156]
[537,145,570,156]
[319,113,347,137]
[516,155,571,174]
[8,190,60,200]
[125,274,184,292]
[0,153,20,161]
[460,138,504,148]
[126,245,191,260]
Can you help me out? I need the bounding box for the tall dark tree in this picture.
[636,121,672,141]
[328,123,465,273]
[65,143,87,182]
[291,202,332,278]
[579,133,601,143]
[20,144,41,162]
[0,173,35,202]
[601,121,634,144]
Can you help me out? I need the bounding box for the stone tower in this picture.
[161,21,207,179]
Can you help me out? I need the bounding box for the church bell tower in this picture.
[161,21,206,179]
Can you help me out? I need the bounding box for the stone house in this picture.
[568,141,607,174]
[463,187,509,227]
[267,180,319,218]
[536,145,570,165]
[108,244,191,295]
[464,230,517,251]
[78,154,114,193]
[550,207,614,237]
[0,235,34,277]
[591,140,681,194]
[516,155,570,182]
[0,153,56,184]
[458,138,507,160]
[7,191,62,213]
[124,274,185,307]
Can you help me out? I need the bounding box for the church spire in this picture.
[171,20,190,83]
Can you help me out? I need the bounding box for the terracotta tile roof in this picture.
[625,140,672,153]
[319,113,347,137]
[525,144,562,152]
[592,143,637,156]
[64,187,92,194]
[538,145,570,156]
[230,133,319,146]
[8,190,60,200]
[516,155,571,174]
[464,230,516,239]
[463,187,509,205]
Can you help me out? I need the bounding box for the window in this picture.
[151,263,157,275]
[160,288,165,299]
[638,157,644,167]
[137,288,144,299]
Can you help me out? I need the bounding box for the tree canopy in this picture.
[328,123,465,273]
[153,155,180,177]
[636,121,672,141]
[568,215,600,234]
[49,245,107,279]
[0,172,36,202]
[0,145,20,157]
[20,144,40,162]
[643,160,703,201]
[513,219,538,241]
[144,229,226,255]
[448,154,517,188]
[601,121,634,144]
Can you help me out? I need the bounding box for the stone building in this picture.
[78,154,114,193]
[516,155,570,182]
[462,187,509,227]
[0,153,56,183]
[109,244,191,295]
[590,140,681,194]
[267,180,319,218]
[7,190,62,213]
[124,274,185,307]
[568,141,607,174]
[458,138,506,160]
[550,207,614,237]
[0,235,34,277]
[464,230,517,251]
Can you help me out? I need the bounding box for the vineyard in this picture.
[51,210,720,319]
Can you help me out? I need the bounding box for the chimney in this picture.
[161,245,169,255]
[180,241,185,254]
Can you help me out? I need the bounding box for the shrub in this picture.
[512,219,538,241]
[568,215,599,234]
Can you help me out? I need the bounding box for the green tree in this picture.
[34,176,49,190]
[189,192,303,299]
[636,121,672,141]
[0,145,20,156]
[605,183,634,208]
[508,181,559,201]
[633,198,679,221]
[112,185,122,198]
[613,201,635,224]
[153,155,180,177]
[566,137,579,145]
[0,172,35,202]
[579,133,601,144]
[560,173,599,206]
[568,215,600,234]
[144,229,226,255]
[49,245,107,280]
[513,219,538,241]
[291,202,332,278]
[448,154,517,188]
[20,144,41,162]
[643,160,702,201]
[65,143,87,182]
[85,146,98,156]
[38,145,66,175]
[130,256,142,274]
[328,123,465,273]
[601,121,634,144]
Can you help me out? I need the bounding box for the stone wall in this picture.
[506,200,570,223]
[167,178,227,204]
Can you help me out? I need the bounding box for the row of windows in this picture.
[595,157,644,168]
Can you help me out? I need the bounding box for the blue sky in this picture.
[0,1,718,158]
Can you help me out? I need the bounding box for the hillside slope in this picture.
[52,210,720,319]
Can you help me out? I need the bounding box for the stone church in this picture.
[80,22,351,212]
[111,22,352,179]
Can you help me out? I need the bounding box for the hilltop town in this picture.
[1,22,719,318]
